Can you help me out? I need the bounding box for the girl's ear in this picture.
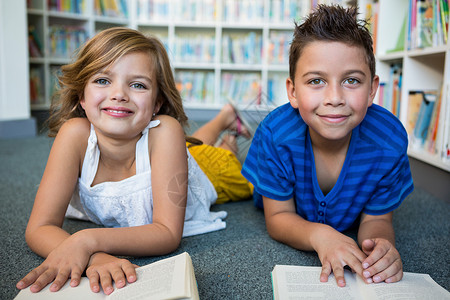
[80,97,86,110]
[153,99,162,115]
[286,78,298,109]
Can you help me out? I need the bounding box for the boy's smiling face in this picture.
[286,41,379,146]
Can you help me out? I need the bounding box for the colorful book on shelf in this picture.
[441,84,450,161]
[28,25,43,57]
[47,0,83,14]
[416,0,434,48]
[425,88,443,153]
[411,90,438,148]
[406,91,425,135]
[409,0,449,49]
[365,0,379,53]
[29,68,43,104]
[381,64,402,117]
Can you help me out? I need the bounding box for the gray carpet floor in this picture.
[1,135,449,299]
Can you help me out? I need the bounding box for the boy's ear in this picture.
[368,75,380,107]
[286,78,298,109]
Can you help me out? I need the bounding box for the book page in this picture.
[14,277,106,300]
[109,252,190,300]
[272,265,363,300]
[14,252,193,300]
[359,272,450,300]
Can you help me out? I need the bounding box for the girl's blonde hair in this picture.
[47,27,192,139]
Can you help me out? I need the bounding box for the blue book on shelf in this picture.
[413,91,437,145]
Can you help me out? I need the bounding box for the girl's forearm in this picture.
[80,223,181,257]
[25,225,71,258]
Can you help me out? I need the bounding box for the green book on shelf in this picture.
[386,15,407,53]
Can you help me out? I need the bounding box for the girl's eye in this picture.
[95,78,109,85]
[131,82,146,89]
[344,78,360,85]
[309,79,324,85]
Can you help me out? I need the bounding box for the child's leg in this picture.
[216,134,238,156]
[191,104,251,146]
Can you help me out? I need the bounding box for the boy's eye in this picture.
[131,82,146,89]
[95,78,109,85]
[344,78,360,85]
[309,79,324,85]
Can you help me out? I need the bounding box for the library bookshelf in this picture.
[360,0,450,172]
[27,0,354,115]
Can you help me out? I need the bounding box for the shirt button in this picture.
[318,211,324,216]
[320,201,326,207]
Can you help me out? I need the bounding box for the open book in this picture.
[14,252,199,300]
[272,265,450,300]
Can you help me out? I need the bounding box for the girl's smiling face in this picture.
[81,51,159,140]
[286,41,379,146]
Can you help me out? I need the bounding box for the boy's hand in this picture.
[361,238,403,284]
[86,253,138,295]
[16,232,92,293]
[313,226,367,287]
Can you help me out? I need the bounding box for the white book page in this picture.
[14,277,106,300]
[109,252,189,300]
[358,272,450,300]
[272,265,363,300]
[14,252,191,300]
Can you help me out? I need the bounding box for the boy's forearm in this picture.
[266,212,333,252]
[357,213,395,246]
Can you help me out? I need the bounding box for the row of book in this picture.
[94,0,128,18]
[222,32,263,65]
[48,25,88,58]
[135,0,347,24]
[172,33,215,63]
[175,71,215,104]
[267,73,289,105]
[30,65,62,105]
[29,67,44,104]
[409,0,449,49]
[407,85,450,162]
[172,31,292,65]
[221,72,262,105]
[47,0,84,13]
[267,31,292,65]
[378,64,403,118]
[222,0,264,23]
[28,25,43,58]
[269,0,311,23]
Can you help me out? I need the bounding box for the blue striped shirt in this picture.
[242,103,414,232]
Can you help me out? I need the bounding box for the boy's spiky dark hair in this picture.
[289,4,375,81]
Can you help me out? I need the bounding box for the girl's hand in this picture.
[16,232,93,293]
[312,226,367,287]
[361,238,403,284]
[86,253,138,295]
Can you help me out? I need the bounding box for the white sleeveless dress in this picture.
[65,120,227,237]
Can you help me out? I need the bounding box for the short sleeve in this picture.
[363,151,414,215]
[241,121,295,202]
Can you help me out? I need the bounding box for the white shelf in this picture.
[361,0,450,172]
